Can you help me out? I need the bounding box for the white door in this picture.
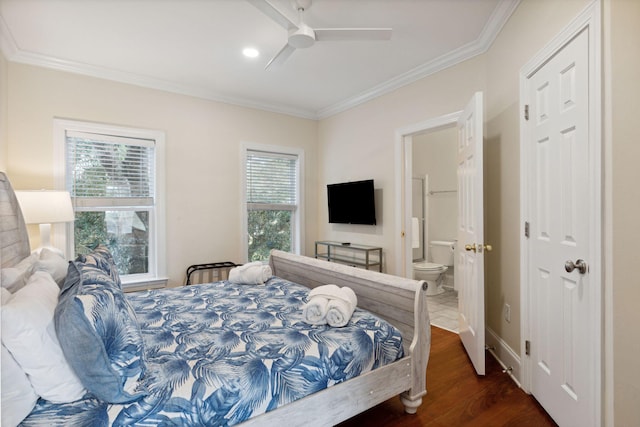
[525,27,597,426]
[456,92,485,375]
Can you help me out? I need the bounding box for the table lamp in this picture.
[14,190,75,249]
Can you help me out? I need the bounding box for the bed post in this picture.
[400,280,430,414]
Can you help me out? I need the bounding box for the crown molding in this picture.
[1,0,518,122]
[478,0,521,48]
[0,14,318,120]
[316,0,520,119]
[316,38,484,120]
[12,51,318,120]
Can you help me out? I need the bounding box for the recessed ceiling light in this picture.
[243,47,259,58]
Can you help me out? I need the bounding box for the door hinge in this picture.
[524,104,529,121]
[525,340,531,356]
[524,221,530,238]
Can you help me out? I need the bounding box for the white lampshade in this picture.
[14,190,74,249]
[14,190,75,224]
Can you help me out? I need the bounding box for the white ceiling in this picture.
[0,0,519,119]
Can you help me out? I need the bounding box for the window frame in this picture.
[241,142,305,262]
[53,119,167,289]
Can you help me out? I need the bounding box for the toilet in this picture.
[413,240,455,296]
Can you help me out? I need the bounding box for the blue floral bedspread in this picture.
[22,277,404,426]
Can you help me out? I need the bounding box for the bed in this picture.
[0,171,430,427]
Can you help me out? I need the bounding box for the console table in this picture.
[314,241,382,272]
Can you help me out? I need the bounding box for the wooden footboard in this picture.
[266,249,430,423]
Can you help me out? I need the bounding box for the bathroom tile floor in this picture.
[426,288,459,333]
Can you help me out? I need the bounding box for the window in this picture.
[54,120,166,288]
[243,145,304,262]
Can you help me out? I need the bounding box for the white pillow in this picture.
[30,246,64,257]
[1,344,39,427]
[1,271,86,403]
[1,252,39,293]
[30,248,69,288]
[1,283,37,426]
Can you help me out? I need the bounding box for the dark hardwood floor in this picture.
[338,326,558,427]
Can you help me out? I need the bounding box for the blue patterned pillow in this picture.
[54,251,147,404]
[76,245,122,289]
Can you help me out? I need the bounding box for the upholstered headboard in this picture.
[0,172,30,268]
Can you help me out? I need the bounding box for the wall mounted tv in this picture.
[327,179,377,225]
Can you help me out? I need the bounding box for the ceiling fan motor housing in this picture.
[288,24,315,48]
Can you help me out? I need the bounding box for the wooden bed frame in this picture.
[257,250,431,426]
[0,171,431,426]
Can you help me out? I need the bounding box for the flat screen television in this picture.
[327,179,376,225]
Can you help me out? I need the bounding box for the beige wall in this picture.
[4,62,318,286]
[607,0,640,424]
[0,52,7,171]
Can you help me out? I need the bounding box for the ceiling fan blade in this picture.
[265,44,296,70]
[246,0,298,30]
[314,28,392,42]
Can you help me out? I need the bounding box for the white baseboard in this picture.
[485,327,523,389]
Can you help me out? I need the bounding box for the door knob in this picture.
[565,259,587,274]
[465,243,492,253]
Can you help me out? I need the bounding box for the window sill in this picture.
[122,277,168,293]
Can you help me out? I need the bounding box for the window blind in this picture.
[246,150,297,205]
[65,131,155,205]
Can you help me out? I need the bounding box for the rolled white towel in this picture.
[302,285,340,325]
[228,262,272,285]
[326,287,358,328]
[302,296,329,325]
[326,300,354,327]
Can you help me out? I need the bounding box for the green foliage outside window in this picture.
[74,211,149,275]
[247,210,292,261]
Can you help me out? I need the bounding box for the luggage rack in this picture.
[185,261,239,286]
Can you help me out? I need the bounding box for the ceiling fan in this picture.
[247,0,392,69]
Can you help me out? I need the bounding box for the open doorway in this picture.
[412,128,459,332]
[394,111,460,278]
[395,91,487,375]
